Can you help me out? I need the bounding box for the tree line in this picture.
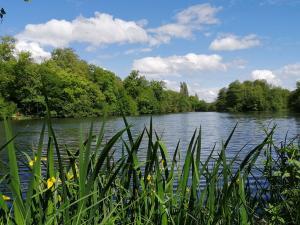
[0,36,299,118]
[214,79,300,113]
[0,36,211,118]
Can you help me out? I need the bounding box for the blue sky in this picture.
[1,0,300,101]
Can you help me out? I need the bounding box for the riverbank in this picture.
[10,113,37,121]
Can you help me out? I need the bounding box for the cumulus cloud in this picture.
[163,79,180,92]
[14,4,221,59]
[194,87,219,102]
[163,80,218,102]
[188,83,219,102]
[249,63,300,89]
[281,63,300,77]
[251,69,280,85]
[16,4,221,49]
[15,40,51,63]
[132,53,227,77]
[210,34,260,51]
[16,12,149,48]
[149,3,221,45]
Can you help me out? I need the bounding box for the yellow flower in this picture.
[1,195,11,201]
[66,171,74,180]
[41,157,47,161]
[29,156,39,168]
[47,177,56,190]
[29,160,35,168]
[147,174,152,182]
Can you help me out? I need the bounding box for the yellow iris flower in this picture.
[29,160,35,168]
[1,195,11,201]
[147,174,152,182]
[66,171,74,180]
[47,177,56,190]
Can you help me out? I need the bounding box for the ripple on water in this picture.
[0,112,299,193]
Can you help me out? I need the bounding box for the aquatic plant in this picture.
[0,114,299,225]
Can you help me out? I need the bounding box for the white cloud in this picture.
[176,3,221,25]
[163,79,180,92]
[163,80,218,102]
[249,63,300,89]
[194,87,218,102]
[14,3,221,60]
[188,83,219,102]
[281,63,300,77]
[227,58,247,69]
[16,12,149,48]
[210,34,260,51]
[133,53,227,77]
[15,40,51,63]
[149,24,192,45]
[148,3,221,45]
[251,69,280,85]
[124,48,152,55]
[16,5,220,49]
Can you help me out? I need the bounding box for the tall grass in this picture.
[0,114,299,225]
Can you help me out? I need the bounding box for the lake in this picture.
[1,112,300,192]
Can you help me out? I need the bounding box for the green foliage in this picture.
[0,114,299,224]
[0,36,15,61]
[289,81,300,112]
[262,138,300,225]
[216,80,290,112]
[0,37,208,118]
[0,96,16,117]
[40,61,105,117]
[180,82,189,97]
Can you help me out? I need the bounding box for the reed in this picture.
[0,113,299,225]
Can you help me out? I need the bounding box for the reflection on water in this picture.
[0,112,299,191]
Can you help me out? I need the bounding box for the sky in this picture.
[0,0,300,102]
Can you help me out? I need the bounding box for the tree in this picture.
[0,95,16,116]
[0,36,16,61]
[225,80,243,111]
[0,38,211,118]
[123,70,148,99]
[180,82,189,97]
[216,88,227,111]
[51,48,89,77]
[215,79,290,112]
[136,89,158,114]
[11,52,44,115]
[289,81,300,112]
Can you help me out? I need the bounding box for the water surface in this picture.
[1,112,299,191]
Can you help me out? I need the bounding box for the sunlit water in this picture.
[1,112,300,193]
